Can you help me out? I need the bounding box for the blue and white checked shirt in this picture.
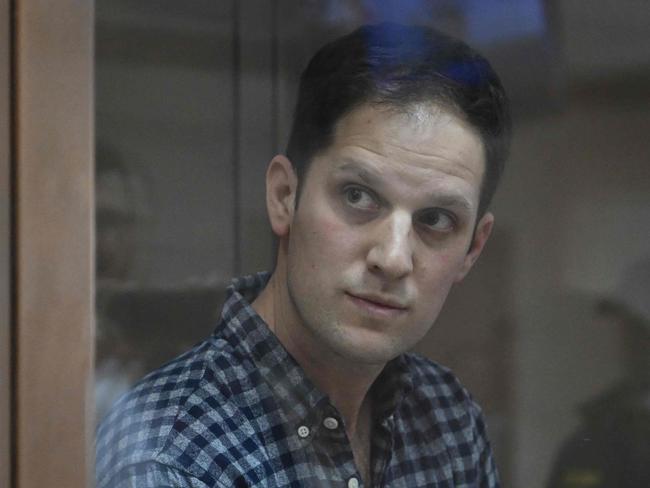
[96,272,500,487]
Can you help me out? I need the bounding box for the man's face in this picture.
[274,102,492,366]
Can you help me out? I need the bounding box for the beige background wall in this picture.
[495,86,650,487]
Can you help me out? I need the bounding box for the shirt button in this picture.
[347,477,360,488]
[323,416,339,430]
[297,425,310,438]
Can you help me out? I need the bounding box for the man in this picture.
[96,23,510,487]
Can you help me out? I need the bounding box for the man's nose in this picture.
[366,212,414,280]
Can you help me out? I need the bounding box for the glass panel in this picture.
[95,2,650,487]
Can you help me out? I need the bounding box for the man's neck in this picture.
[252,270,384,435]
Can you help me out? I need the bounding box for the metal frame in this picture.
[0,0,12,484]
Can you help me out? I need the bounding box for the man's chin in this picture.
[323,328,406,367]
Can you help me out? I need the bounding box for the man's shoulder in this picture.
[401,352,484,422]
[398,353,497,481]
[402,352,470,395]
[96,333,255,486]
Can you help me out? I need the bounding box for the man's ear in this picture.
[265,155,298,237]
[454,212,494,283]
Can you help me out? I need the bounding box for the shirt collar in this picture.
[216,272,414,426]
[372,353,414,423]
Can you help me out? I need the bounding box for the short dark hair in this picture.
[286,23,511,216]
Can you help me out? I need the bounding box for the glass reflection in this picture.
[94,2,650,487]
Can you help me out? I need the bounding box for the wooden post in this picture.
[13,0,95,486]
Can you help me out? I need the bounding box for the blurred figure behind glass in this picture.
[95,142,147,422]
[546,259,650,488]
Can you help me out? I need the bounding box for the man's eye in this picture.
[418,209,456,232]
[344,186,378,210]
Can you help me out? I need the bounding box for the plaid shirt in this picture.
[96,273,500,487]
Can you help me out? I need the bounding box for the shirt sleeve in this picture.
[102,461,227,488]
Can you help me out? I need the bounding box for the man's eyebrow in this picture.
[334,160,382,186]
[428,194,473,211]
[335,160,474,212]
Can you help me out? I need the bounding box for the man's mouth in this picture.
[345,292,408,317]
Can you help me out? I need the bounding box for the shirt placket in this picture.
[370,412,396,487]
[304,404,368,487]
